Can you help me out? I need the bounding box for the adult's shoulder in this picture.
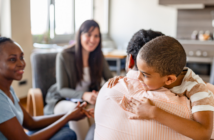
[63,45,75,53]
[9,87,19,102]
[57,46,75,61]
[0,87,19,103]
[100,52,105,60]
[0,87,18,103]
[0,89,8,102]
[98,82,126,102]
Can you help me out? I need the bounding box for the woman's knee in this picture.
[63,128,77,140]
[54,101,77,114]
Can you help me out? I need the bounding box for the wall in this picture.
[1,0,11,37]
[109,0,177,47]
[177,8,214,39]
[1,0,33,98]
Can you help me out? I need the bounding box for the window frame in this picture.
[31,0,110,44]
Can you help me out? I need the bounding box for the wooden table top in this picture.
[104,49,127,59]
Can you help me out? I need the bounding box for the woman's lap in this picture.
[54,100,77,114]
[50,125,76,140]
[54,100,95,140]
[26,124,77,140]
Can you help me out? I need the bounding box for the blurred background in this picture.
[0,0,214,99]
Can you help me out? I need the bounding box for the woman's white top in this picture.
[75,67,91,92]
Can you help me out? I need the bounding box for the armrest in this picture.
[26,88,44,116]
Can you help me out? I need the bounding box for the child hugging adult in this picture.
[109,35,214,140]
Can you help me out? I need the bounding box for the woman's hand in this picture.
[68,102,95,121]
[107,76,124,88]
[83,108,94,118]
[126,97,156,120]
[67,102,87,121]
[82,90,98,105]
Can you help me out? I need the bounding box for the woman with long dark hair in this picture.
[45,20,113,139]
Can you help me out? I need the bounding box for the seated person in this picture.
[109,35,214,139]
[45,20,112,140]
[95,29,192,140]
[0,37,93,140]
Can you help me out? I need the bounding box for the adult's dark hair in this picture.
[139,36,186,76]
[72,20,103,91]
[0,37,13,51]
[0,37,13,45]
[0,37,13,44]
[127,29,164,67]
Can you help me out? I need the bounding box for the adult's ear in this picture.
[165,75,177,85]
[128,54,135,68]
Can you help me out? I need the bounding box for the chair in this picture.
[27,50,60,116]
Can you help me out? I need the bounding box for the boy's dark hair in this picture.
[138,36,186,76]
[127,29,164,66]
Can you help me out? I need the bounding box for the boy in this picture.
[109,36,214,139]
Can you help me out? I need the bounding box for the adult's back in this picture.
[95,70,192,140]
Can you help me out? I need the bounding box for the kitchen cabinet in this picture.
[178,40,214,82]
[159,0,214,7]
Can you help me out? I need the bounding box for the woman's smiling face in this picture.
[0,42,25,81]
[81,27,100,53]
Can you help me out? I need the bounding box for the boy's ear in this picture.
[128,54,135,68]
[165,75,177,85]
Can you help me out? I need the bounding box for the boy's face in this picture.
[136,56,167,91]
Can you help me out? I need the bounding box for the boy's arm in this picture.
[127,97,213,140]
[153,107,212,140]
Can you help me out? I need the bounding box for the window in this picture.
[30,0,48,35]
[49,0,74,43]
[55,0,74,35]
[75,0,93,31]
[30,0,109,44]
[94,0,109,37]
[30,0,49,43]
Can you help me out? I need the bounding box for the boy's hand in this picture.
[107,76,124,88]
[126,97,155,120]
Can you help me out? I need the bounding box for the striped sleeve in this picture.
[186,83,214,113]
[171,68,214,113]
